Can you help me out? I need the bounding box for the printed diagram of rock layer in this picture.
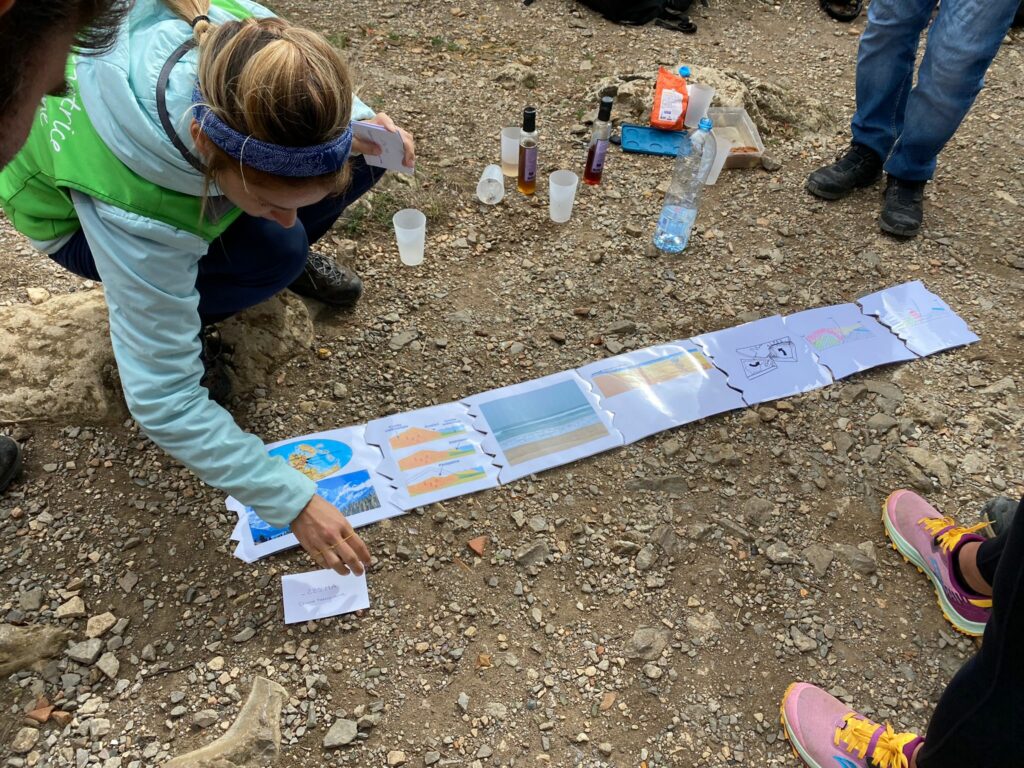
[858,280,979,357]
[578,343,746,444]
[464,372,624,484]
[589,348,713,397]
[366,404,500,509]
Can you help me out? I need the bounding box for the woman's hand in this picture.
[351,111,416,168]
[291,495,372,576]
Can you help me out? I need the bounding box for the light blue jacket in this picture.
[42,0,376,528]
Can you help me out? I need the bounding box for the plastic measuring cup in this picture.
[476,164,505,205]
[500,127,521,177]
[548,170,580,224]
[684,84,715,129]
[392,208,426,266]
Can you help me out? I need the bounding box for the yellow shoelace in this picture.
[834,713,917,768]
[919,516,988,554]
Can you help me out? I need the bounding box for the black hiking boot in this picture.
[200,326,233,406]
[879,176,926,238]
[981,496,1018,538]
[806,143,883,200]
[289,251,364,308]
[0,436,22,494]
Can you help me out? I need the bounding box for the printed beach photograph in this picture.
[245,469,381,544]
[478,379,610,466]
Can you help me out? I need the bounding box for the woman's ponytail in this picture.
[163,0,214,44]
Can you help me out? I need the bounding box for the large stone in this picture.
[592,68,836,137]
[514,540,550,568]
[164,677,288,768]
[218,292,313,391]
[902,447,952,488]
[0,291,312,424]
[11,727,39,754]
[0,291,124,422]
[0,624,70,675]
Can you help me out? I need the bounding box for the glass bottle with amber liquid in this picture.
[517,107,538,195]
[584,96,613,185]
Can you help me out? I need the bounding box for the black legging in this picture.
[918,496,1024,766]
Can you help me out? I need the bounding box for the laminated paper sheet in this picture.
[577,341,747,444]
[463,371,624,484]
[858,280,979,356]
[694,316,834,405]
[228,425,399,563]
[782,303,916,380]
[365,403,500,510]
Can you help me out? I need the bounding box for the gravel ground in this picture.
[1,1,1022,766]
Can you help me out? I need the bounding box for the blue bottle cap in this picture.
[678,66,691,78]
[698,116,713,131]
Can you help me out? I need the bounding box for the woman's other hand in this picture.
[351,111,416,168]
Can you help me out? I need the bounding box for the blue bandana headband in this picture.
[191,84,353,177]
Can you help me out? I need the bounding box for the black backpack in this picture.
[577,0,692,25]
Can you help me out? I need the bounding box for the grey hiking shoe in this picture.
[880,176,926,238]
[806,143,883,200]
[289,251,364,308]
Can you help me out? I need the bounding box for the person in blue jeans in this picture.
[807,0,1019,237]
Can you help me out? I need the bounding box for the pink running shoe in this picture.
[781,683,922,768]
[883,489,991,636]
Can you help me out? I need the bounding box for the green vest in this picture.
[0,0,254,242]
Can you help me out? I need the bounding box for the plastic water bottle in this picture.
[652,117,714,253]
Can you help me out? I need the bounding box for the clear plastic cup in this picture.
[392,208,426,266]
[548,170,579,224]
[476,164,505,205]
[684,84,715,129]
[500,127,520,177]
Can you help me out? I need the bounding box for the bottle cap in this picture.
[522,106,537,132]
[678,66,691,78]
[597,96,613,122]
[698,116,713,131]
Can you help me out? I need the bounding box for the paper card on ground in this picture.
[463,371,624,484]
[281,569,370,624]
[857,280,979,357]
[694,316,833,405]
[365,403,500,510]
[782,303,917,380]
[576,341,746,444]
[352,121,414,175]
[226,425,400,563]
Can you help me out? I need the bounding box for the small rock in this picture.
[66,638,103,665]
[686,612,722,641]
[232,627,256,643]
[642,663,663,680]
[760,155,782,172]
[980,377,1015,396]
[803,544,834,576]
[466,536,488,556]
[514,540,550,568]
[388,750,408,766]
[635,545,659,571]
[389,330,420,351]
[193,710,219,729]
[323,718,358,748]
[86,613,117,639]
[766,541,798,565]
[96,652,119,679]
[457,692,470,713]
[790,626,817,653]
[55,596,86,619]
[626,627,669,661]
[11,726,38,754]
[424,752,441,766]
[26,287,51,305]
[18,589,44,612]
[834,543,877,575]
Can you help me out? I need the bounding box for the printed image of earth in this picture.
[269,438,353,481]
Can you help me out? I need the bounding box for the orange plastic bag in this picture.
[650,67,689,131]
